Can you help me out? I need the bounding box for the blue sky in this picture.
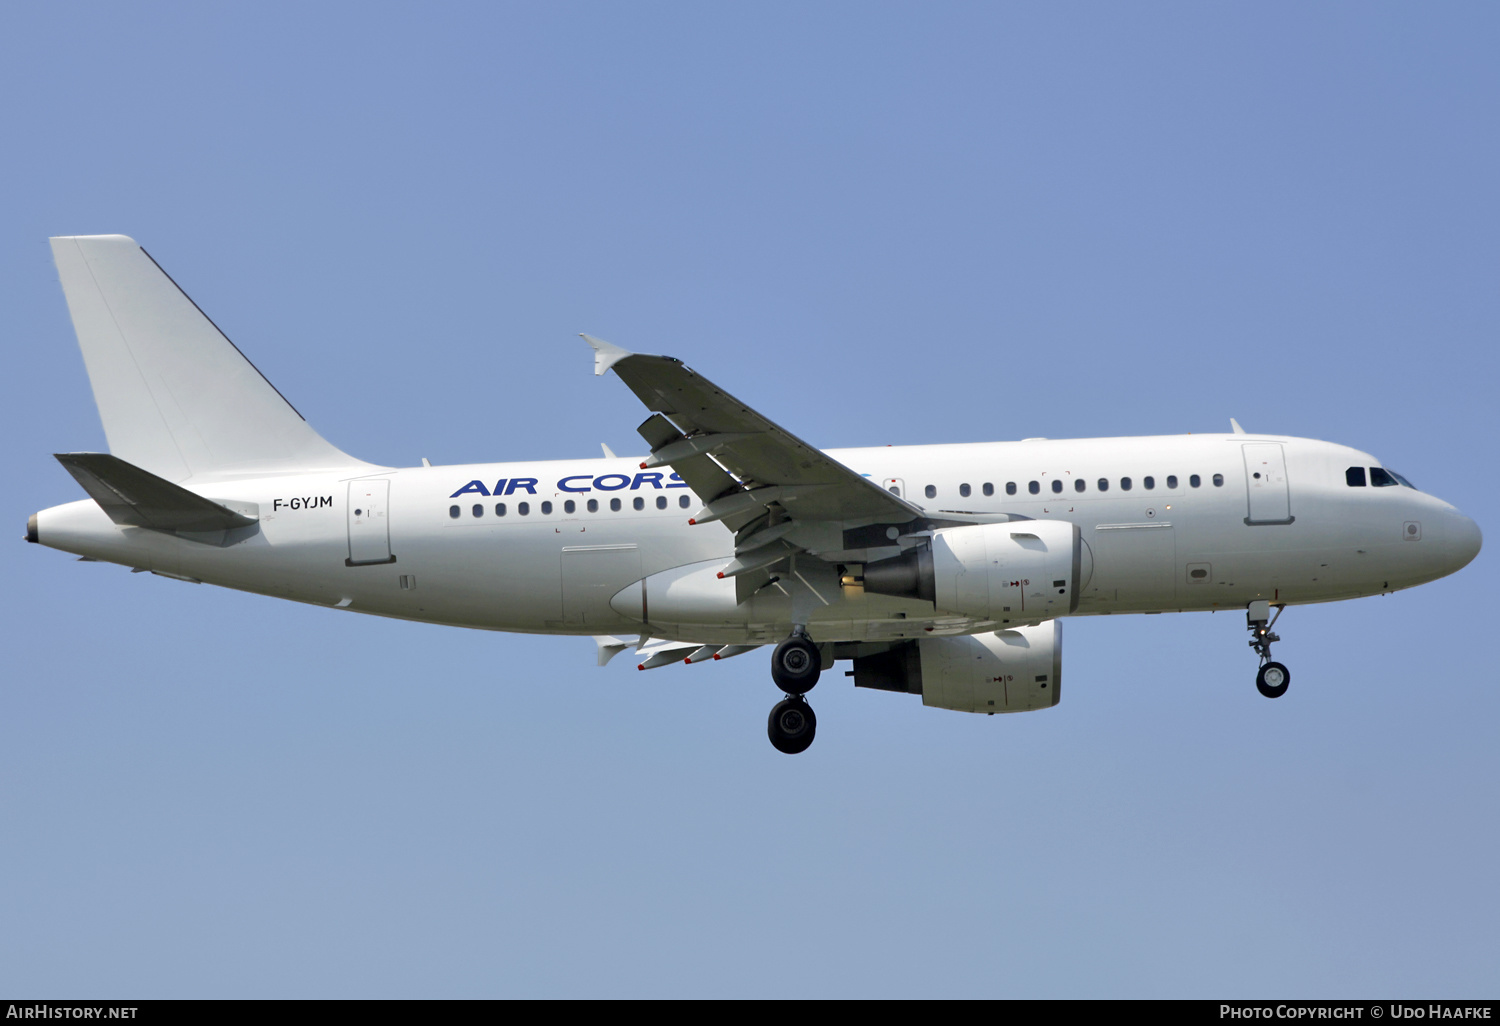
[3,2,1497,997]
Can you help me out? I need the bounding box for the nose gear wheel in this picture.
[1247,603,1290,699]
[1256,661,1290,699]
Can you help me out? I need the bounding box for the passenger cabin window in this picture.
[656,496,667,509]
[679,495,691,508]
[587,498,599,512]
[495,503,507,516]
[1028,481,1040,495]
[633,497,645,510]
[1074,479,1085,493]
[1212,474,1223,487]
[959,483,971,498]
[1006,482,1017,496]
[565,500,576,514]
[1052,479,1063,493]
[449,505,460,519]
[982,482,994,496]
[610,498,621,512]
[472,504,483,518]
[1097,478,1109,492]
[518,502,530,515]
[1121,477,1132,491]
[1144,476,1155,490]
[1189,474,1201,488]
[1166,475,1178,489]
[925,484,937,499]
[541,501,553,514]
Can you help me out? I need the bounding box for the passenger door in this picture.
[1243,444,1293,525]
[347,479,395,565]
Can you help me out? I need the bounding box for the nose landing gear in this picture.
[767,628,821,754]
[1248,601,1290,698]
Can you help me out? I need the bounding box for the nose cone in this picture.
[1442,512,1482,575]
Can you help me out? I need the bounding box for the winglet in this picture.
[580,334,634,377]
[1230,418,1246,435]
[593,635,635,667]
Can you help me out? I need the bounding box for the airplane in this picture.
[26,235,1483,754]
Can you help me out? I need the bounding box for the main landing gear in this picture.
[767,630,821,754]
[1247,601,1290,699]
[768,697,817,755]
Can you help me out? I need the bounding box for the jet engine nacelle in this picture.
[864,519,1089,623]
[851,621,1062,714]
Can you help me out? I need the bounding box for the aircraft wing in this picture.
[584,335,925,534]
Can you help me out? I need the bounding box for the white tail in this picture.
[50,235,369,482]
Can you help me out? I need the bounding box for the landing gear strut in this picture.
[1247,601,1290,699]
[767,629,821,754]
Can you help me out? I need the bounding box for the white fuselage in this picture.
[34,432,1481,645]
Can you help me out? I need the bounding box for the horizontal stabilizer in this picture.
[55,452,257,532]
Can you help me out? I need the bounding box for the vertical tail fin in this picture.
[50,235,369,482]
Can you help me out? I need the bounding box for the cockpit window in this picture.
[1345,467,1367,487]
[1369,467,1399,487]
[1389,470,1416,489]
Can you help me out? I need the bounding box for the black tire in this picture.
[768,697,817,755]
[770,636,821,695]
[1256,661,1290,699]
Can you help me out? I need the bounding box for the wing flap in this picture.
[633,416,745,520]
